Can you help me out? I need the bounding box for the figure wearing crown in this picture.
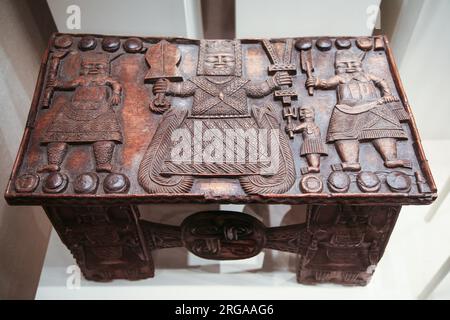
[41,52,123,173]
[138,40,296,194]
[306,50,410,172]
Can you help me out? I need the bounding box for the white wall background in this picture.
[47,0,203,38]
[0,0,52,299]
[387,0,450,139]
[236,0,381,38]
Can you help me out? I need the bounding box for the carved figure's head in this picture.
[197,40,241,76]
[80,52,109,76]
[335,50,365,74]
[299,106,315,121]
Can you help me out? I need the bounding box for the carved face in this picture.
[181,211,265,260]
[300,107,314,120]
[81,60,108,76]
[201,40,236,76]
[203,52,236,75]
[335,60,362,74]
[80,54,109,76]
[335,51,364,74]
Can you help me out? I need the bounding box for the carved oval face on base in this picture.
[181,211,266,260]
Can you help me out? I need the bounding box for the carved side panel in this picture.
[44,205,154,281]
[297,204,400,285]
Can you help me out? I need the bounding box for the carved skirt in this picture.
[138,105,296,194]
[42,102,123,143]
[300,138,328,156]
[326,104,407,142]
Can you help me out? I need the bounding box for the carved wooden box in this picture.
[5,33,436,285]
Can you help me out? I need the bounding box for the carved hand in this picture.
[111,93,121,105]
[305,76,318,89]
[153,78,169,94]
[378,95,399,104]
[286,124,298,135]
[274,72,292,87]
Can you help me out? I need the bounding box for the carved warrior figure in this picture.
[292,106,327,174]
[306,50,410,172]
[138,40,296,194]
[41,52,122,173]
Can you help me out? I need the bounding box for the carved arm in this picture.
[312,75,341,90]
[166,81,197,97]
[106,78,122,105]
[245,78,278,98]
[370,74,392,96]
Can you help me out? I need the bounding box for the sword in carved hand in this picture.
[262,39,297,105]
[42,50,70,108]
[283,107,298,139]
[295,39,315,96]
[262,39,297,138]
[145,40,183,114]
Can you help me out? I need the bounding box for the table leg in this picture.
[297,204,401,285]
[44,205,400,285]
[44,205,154,281]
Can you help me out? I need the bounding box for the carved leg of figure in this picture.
[372,138,412,169]
[333,139,361,171]
[44,205,154,281]
[93,141,115,172]
[304,154,320,173]
[297,204,400,286]
[39,142,68,172]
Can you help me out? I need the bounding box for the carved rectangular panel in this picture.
[5,34,436,206]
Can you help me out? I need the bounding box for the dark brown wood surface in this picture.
[3,34,437,285]
[4,34,436,206]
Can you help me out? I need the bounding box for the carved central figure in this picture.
[156,40,291,117]
[138,40,296,194]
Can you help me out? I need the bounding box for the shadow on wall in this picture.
[0,0,56,299]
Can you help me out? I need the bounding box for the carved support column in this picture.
[297,204,400,286]
[44,205,154,281]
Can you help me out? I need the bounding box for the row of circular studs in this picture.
[14,172,129,194]
[300,171,412,193]
[53,34,144,53]
[54,35,381,53]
